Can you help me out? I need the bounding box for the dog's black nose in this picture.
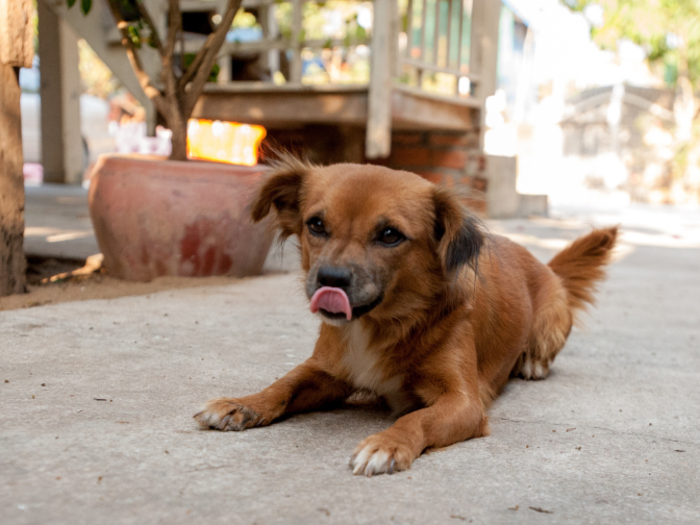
[317,266,352,289]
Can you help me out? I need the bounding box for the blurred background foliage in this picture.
[565,0,700,185]
[565,0,700,89]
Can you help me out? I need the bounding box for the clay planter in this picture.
[88,154,274,281]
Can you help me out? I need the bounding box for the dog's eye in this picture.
[377,227,404,246]
[306,217,327,236]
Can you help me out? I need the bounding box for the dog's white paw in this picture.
[351,447,394,476]
[519,356,550,380]
[193,398,263,431]
[349,434,414,476]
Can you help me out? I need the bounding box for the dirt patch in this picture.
[0,256,246,312]
[25,255,86,285]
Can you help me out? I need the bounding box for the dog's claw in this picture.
[220,414,231,430]
[388,459,396,474]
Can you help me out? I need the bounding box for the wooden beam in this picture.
[193,89,369,127]
[477,0,500,102]
[392,86,478,131]
[37,1,84,184]
[202,83,368,94]
[196,84,478,132]
[402,57,481,80]
[366,0,397,159]
[472,0,501,150]
[469,0,499,102]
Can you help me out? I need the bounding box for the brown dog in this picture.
[194,157,618,476]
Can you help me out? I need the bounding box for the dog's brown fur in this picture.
[194,159,618,476]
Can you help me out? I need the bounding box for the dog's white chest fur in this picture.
[342,323,410,413]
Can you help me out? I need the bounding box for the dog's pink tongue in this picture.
[310,287,352,320]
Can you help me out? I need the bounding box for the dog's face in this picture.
[252,159,483,325]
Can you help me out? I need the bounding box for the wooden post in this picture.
[470,0,501,150]
[366,0,397,159]
[0,0,33,296]
[38,0,83,184]
[477,0,501,102]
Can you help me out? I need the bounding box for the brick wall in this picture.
[375,130,488,214]
[261,127,489,214]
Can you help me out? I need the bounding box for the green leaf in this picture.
[80,0,92,15]
[67,0,77,8]
[127,25,142,49]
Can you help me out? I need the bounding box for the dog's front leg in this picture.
[194,358,351,431]
[350,390,488,476]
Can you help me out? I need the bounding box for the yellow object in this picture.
[187,119,266,166]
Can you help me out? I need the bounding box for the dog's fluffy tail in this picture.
[547,226,619,315]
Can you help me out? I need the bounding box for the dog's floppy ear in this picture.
[251,155,311,239]
[432,187,484,274]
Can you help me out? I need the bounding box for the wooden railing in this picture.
[180,0,373,87]
[51,0,497,158]
[178,0,492,157]
[400,0,479,98]
[185,0,487,156]
[179,0,481,96]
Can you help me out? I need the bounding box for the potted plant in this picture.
[67,0,275,281]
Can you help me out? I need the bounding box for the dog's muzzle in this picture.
[308,265,383,321]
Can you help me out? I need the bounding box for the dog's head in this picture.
[252,157,483,326]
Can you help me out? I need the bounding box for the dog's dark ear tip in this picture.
[250,201,270,223]
[432,186,484,274]
[445,216,484,273]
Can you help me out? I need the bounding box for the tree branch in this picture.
[183,0,242,116]
[105,0,167,116]
[158,0,183,105]
[164,0,181,63]
[133,0,164,55]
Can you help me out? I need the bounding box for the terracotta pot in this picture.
[88,154,274,281]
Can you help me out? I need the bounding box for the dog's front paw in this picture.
[350,433,416,477]
[194,397,263,431]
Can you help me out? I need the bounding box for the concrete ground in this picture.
[2,190,699,524]
[23,184,99,261]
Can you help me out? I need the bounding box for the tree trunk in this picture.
[169,113,189,161]
[0,64,27,296]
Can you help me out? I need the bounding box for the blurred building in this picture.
[561,85,677,203]
[482,0,689,206]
